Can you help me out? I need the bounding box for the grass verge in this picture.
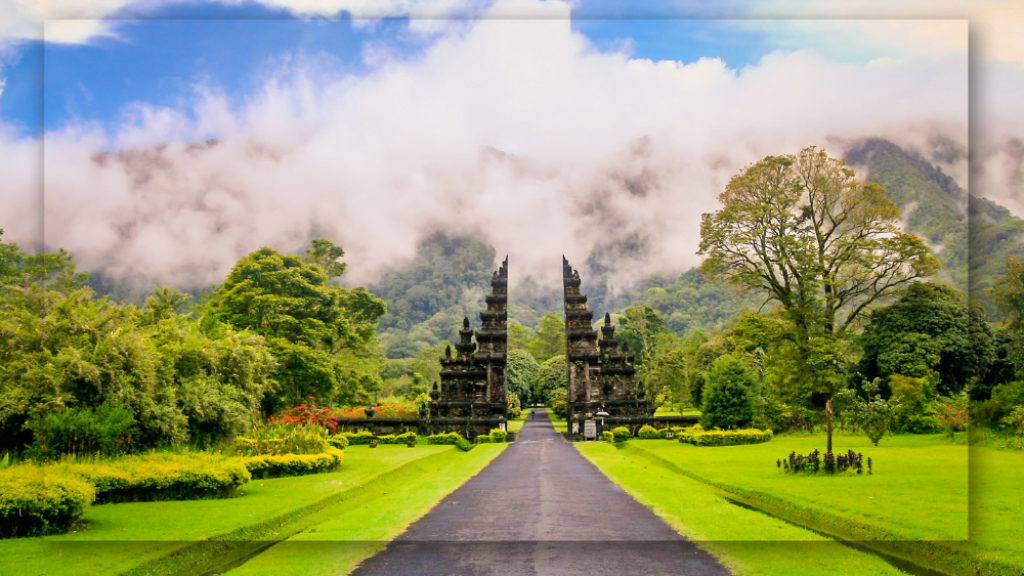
[0,446,452,576]
[222,443,505,575]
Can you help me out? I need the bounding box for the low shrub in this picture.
[326,435,350,450]
[50,452,251,504]
[637,425,664,439]
[476,435,492,443]
[426,432,463,445]
[233,422,327,456]
[25,401,135,461]
[0,468,95,538]
[455,437,476,452]
[779,449,869,475]
[243,446,344,479]
[601,430,614,443]
[678,428,773,447]
[338,431,375,445]
[489,429,508,443]
[612,427,631,443]
[374,432,417,445]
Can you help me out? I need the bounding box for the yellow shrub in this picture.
[243,446,344,479]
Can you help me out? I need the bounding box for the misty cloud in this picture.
[4,10,973,294]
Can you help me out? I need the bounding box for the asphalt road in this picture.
[348,409,733,576]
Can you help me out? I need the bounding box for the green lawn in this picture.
[577,442,907,576]
[225,443,504,575]
[579,433,1024,576]
[0,445,503,576]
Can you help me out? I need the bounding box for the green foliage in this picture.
[44,452,250,505]
[679,428,773,447]
[339,431,375,445]
[637,425,664,439]
[0,468,95,538]
[506,392,522,420]
[454,437,475,452]
[859,283,993,396]
[507,322,532,352]
[1001,406,1024,436]
[611,426,631,442]
[206,242,386,410]
[527,313,565,362]
[533,355,566,405]
[547,387,568,419]
[601,430,614,442]
[888,374,942,433]
[700,356,757,430]
[425,432,462,445]
[233,422,327,456]
[507,349,540,406]
[836,380,899,446]
[244,446,344,479]
[325,435,350,450]
[26,401,135,461]
[489,429,507,443]
[975,381,1024,428]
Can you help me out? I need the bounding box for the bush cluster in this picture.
[601,430,614,443]
[326,435,350,450]
[0,469,95,538]
[49,452,251,504]
[243,446,344,479]
[233,422,327,456]
[779,449,870,475]
[677,426,773,447]
[455,437,475,452]
[637,425,665,439]
[338,431,376,445]
[489,429,508,443]
[426,432,462,445]
[25,401,135,461]
[373,432,417,445]
[611,427,631,442]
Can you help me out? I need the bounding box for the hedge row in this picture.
[48,452,251,504]
[335,431,417,445]
[475,429,508,444]
[243,447,345,479]
[425,432,462,445]
[0,469,95,538]
[678,428,773,447]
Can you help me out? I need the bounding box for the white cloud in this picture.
[0,8,969,294]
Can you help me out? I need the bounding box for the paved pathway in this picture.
[349,409,732,576]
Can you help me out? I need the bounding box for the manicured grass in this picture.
[545,409,566,429]
[224,443,505,575]
[971,446,1024,572]
[632,433,968,541]
[0,446,467,576]
[577,442,907,576]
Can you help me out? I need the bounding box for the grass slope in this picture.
[0,446,456,576]
[224,443,505,575]
[577,442,907,576]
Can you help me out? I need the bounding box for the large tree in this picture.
[207,240,386,410]
[527,313,566,363]
[698,147,940,449]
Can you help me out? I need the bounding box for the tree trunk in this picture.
[825,397,834,453]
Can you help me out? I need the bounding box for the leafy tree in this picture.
[547,387,568,419]
[206,241,386,410]
[835,379,899,446]
[699,146,940,448]
[993,256,1024,375]
[700,355,757,430]
[507,322,532,352]
[858,283,993,397]
[507,349,540,406]
[528,313,565,363]
[532,355,566,405]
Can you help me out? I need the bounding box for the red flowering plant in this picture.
[276,397,338,435]
[935,393,969,440]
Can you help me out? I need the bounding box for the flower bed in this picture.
[0,468,95,538]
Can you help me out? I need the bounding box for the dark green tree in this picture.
[528,313,565,363]
[507,349,540,406]
[700,355,757,430]
[532,354,566,405]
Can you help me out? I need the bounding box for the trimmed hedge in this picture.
[426,432,462,445]
[338,431,375,445]
[52,452,251,504]
[326,435,350,449]
[678,428,773,447]
[601,430,614,443]
[0,469,95,538]
[374,432,417,445]
[455,437,476,452]
[612,426,631,443]
[243,446,345,479]
[638,425,665,439]
[490,429,508,443]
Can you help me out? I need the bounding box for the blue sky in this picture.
[0,3,803,137]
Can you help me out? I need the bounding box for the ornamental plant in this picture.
[780,449,866,475]
[1001,406,1024,436]
[611,426,631,442]
[935,393,970,440]
[276,399,337,435]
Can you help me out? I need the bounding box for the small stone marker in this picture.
[584,420,597,440]
[665,431,674,439]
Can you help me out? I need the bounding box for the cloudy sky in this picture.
[0,0,1018,292]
